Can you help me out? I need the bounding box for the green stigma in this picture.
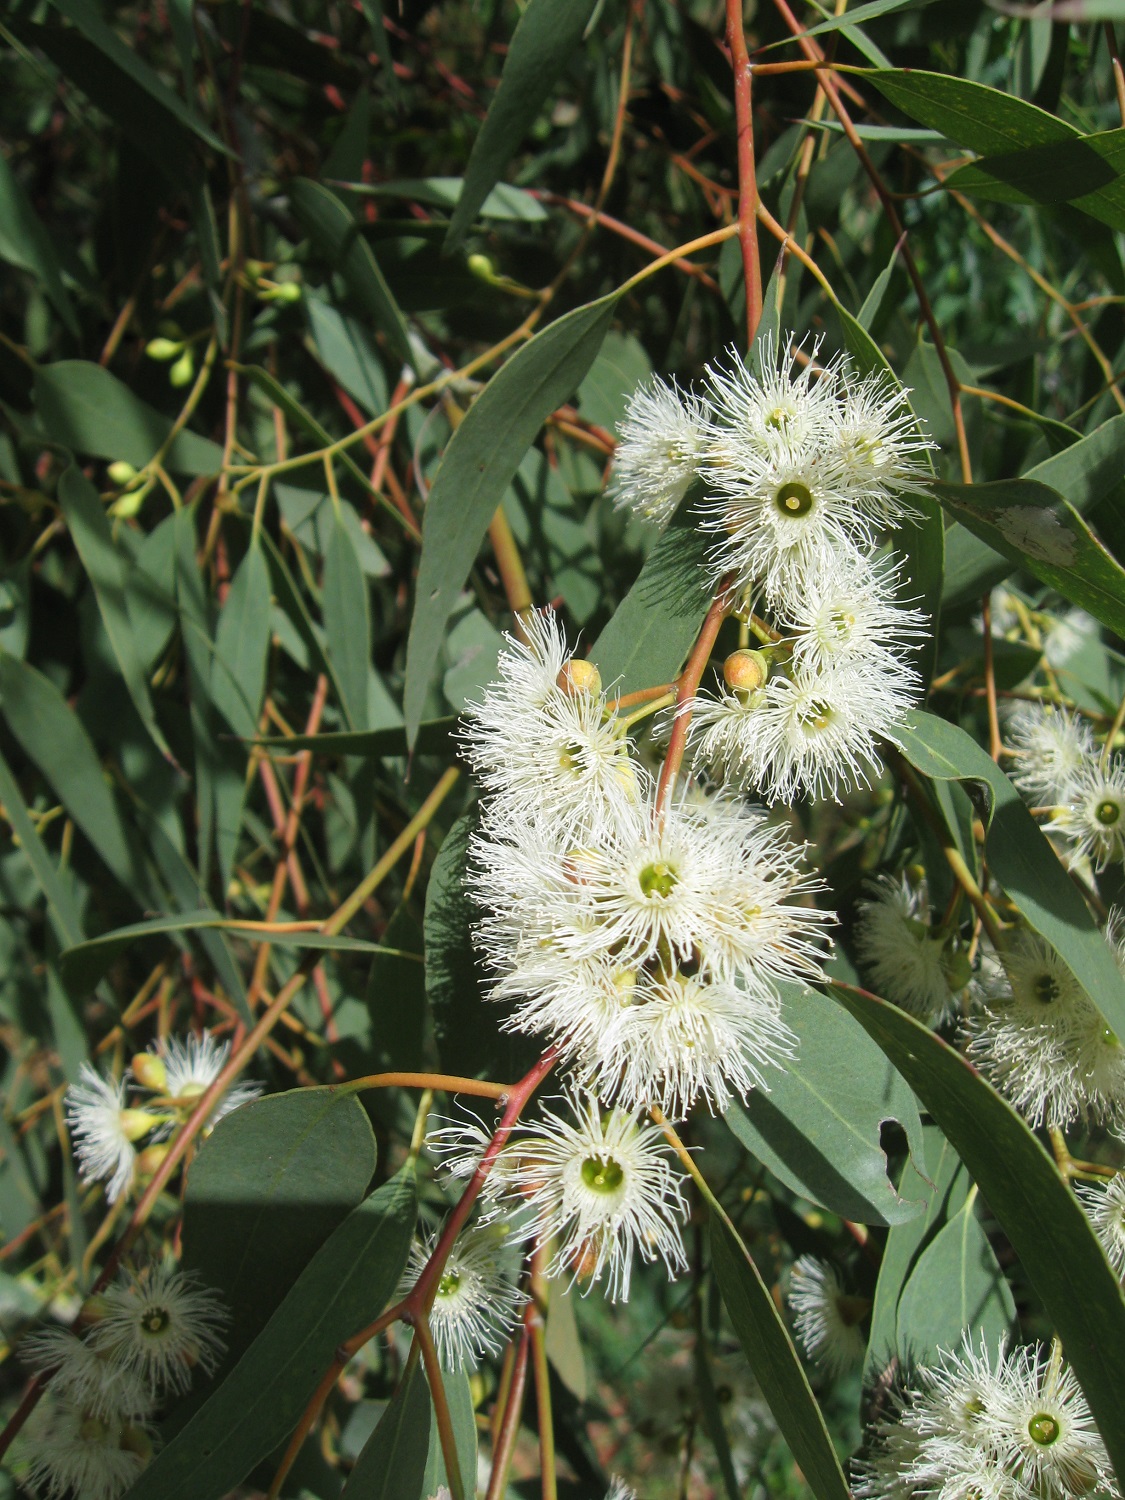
[437,1269,461,1299]
[639,861,678,899]
[774,481,814,517]
[141,1308,170,1336]
[1028,1412,1061,1446]
[1095,798,1121,827]
[581,1155,625,1193]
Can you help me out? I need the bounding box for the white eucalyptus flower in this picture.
[399,1221,525,1370]
[65,1066,159,1205]
[605,1480,637,1500]
[787,1256,869,1377]
[1077,1174,1125,1278]
[855,1337,1116,1500]
[1043,607,1098,668]
[20,1326,154,1421]
[1004,704,1096,806]
[780,549,928,678]
[699,336,927,604]
[87,1262,228,1396]
[689,654,914,805]
[461,606,639,838]
[855,875,969,1025]
[498,1092,688,1302]
[610,375,710,527]
[134,1030,262,1126]
[965,931,1125,1136]
[1046,756,1125,872]
[21,1397,154,1500]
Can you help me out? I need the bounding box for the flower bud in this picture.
[107,460,137,486]
[556,658,602,697]
[119,1107,159,1142]
[942,943,972,993]
[722,649,769,697]
[119,1423,155,1461]
[135,1143,172,1178]
[269,280,302,303]
[467,253,498,282]
[130,1052,166,1092]
[169,349,195,387]
[145,337,181,361]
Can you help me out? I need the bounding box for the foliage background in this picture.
[3,0,1125,1497]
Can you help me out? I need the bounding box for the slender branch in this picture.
[528,1244,556,1500]
[486,1326,531,1500]
[413,1313,465,1500]
[656,584,733,814]
[980,594,1002,762]
[339,1071,512,1100]
[726,0,764,344]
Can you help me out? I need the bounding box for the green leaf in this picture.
[35,362,224,474]
[174,506,220,889]
[212,539,271,739]
[254,719,456,759]
[0,747,84,950]
[725,984,928,1226]
[424,812,494,1079]
[865,1125,969,1377]
[341,1357,431,1499]
[895,1198,1016,1366]
[944,130,1125,234]
[59,910,404,994]
[831,983,1125,1481]
[125,1167,416,1500]
[324,504,371,732]
[290,179,412,370]
[941,412,1125,605]
[46,0,228,155]
[58,468,174,762]
[933,477,1125,640]
[589,495,712,694]
[342,177,548,222]
[420,1366,477,1499]
[895,709,1125,1041]
[404,291,619,746]
[259,525,355,724]
[0,150,78,335]
[711,1218,850,1500]
[0,653,145,901]
[305,295,389,417]
[445,0,597,249]
[862,67,1075,156]
[182,1088,378,1366]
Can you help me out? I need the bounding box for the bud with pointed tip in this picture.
[169,349,195,387]
[135,1143,172,1179]
[107,460,138,486]
[119,1108,160,1143]
[145,337,181,361]
[556,658,602,697]
[467,253,498,282]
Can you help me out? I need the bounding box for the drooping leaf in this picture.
[894,710,1125,1040]
[323,504,371,732]
[711,1218,851,1500]
[895,1199,1016,1367]
[0,748,84,950]
[35,362,224,474]
[0,150,78,334]
[445,0,598,250]
[831,982,1125,1483]
[420,1366,477,1500]
[253,719,457,759]
[182,1088,378,1366]
[58,468,173,761]
[341,1357,431,1500]
[125,1168,417,1500]
[290,179,412,370]
[404,291,620,746]
[725,983,929,1226]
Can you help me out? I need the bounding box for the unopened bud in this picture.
[467,253,498,282]
[77,1293,110,1328]
[145,337,181,361]
[722,649,769,697]
[556,658,602,697]
[268,280,302,303]
[135,1143,172,1178]
[119,1423,155,1461]
[169,349,195,387]
[109,487,148,520]
[942,944,972,993]
[130,1052,166,1092]
[107,460,137,486]
[119,1107,159,1143]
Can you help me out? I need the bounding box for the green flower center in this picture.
[437,1269,461,1299]
[774,481,814,518]
[558,740,584,773]
[581,1155,625,1193]
[141,1308,170,1337]
[1096,798,1121,827]
[639,861,678,899]
[1029,1411,1061,1446]
[797,698,835,732]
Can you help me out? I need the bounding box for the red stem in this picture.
[726,0,763,344]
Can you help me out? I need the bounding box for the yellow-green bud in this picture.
[130,1053,167,1092]
[107,460,137,486]
[169,349,195,387]
[722,649,769,697]
[135,1142,172,1178]
[109,487,148,520]
[145,337,181,361]
[120,1423,155,1461]
[556,658,602,697]
[942,944,972,992]
[467,253,498,282]
[268,280,302,303]
[119,1107,159,1142]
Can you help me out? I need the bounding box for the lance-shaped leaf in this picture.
[831,982,1125,1487]
[894,709,1125,1040]
[0,151,78,334]
[446,0,598,250]
[711,1218,850,1500]
[123,1167,417,1500]
[895,1198,1016,1367]
[933,477,1125,640]
[403,290,619,746]
[341,1357,431,1499]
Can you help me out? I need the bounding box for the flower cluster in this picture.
[614,336,932,803]
[1006,703,1125,872]
[854,873,972,1027]
[65,1031,262,1205]
[787,1255,869,1378]
[16,1263,227,1499]
[855,1337,1118,1500]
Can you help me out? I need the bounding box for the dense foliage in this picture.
[4,1,1125,1498]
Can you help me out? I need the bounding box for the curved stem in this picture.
[726,0,763,344]
[487,1326,531,1500]
[656,584,733,815]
